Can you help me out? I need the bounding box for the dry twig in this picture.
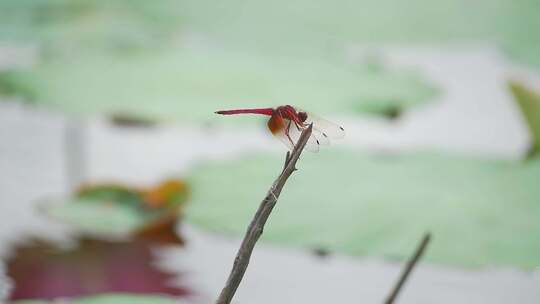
[384,232,431,304]
[215,124,313,304]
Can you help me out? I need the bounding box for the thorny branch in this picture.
[216,124,313,304]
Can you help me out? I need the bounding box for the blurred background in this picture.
[1,1,540,303]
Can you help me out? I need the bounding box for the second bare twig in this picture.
[384,232,431,304]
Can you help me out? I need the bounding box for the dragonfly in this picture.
[215,105,345,152]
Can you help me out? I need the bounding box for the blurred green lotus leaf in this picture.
[43,179,188,241]
[13,293,183,304]
[187,150,540,268]
[0,46,438,121]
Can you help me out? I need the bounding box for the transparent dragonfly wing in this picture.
[273,119,320,152]
[272,126,295,150]
[295,107,345,139]
[312,128,330,146]
[287,120,320,152]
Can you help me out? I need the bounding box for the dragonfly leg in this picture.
[285,120,295,147]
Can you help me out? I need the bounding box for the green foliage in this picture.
[177,0,540,68]
[0,0,183,55]
[45,198,149,236]
[13,293,180,304]
[1,0,539,66]
[187,150,540,268]
[3,0,540,120]
[44,180,188,236]
[0,70,36,101]
[0,47,438,120]
[77,185,141,206]
[509,81,540,156]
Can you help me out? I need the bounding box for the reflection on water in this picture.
[7,237,191,301]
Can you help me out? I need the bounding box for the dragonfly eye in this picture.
[298,112,308,122]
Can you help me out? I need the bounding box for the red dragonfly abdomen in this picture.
[215,108,274,116]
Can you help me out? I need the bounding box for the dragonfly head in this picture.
[297,111,308,122]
